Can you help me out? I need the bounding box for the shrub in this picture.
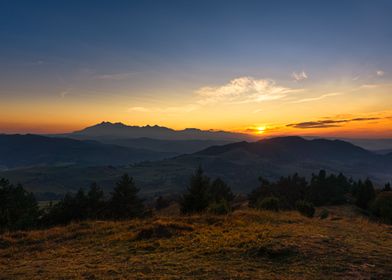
[207,199,231,215]
[255,197,280,212]
[370,192,392,224]
[209,178,234,203]
[319,209,329,219]
[155,196,170,211]
[296,200,315,218]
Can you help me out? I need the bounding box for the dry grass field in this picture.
[1,205,391,279]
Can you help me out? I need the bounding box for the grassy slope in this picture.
[0,206,391,279]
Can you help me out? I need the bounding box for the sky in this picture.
[1,0,392,137]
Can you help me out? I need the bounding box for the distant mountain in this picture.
[3,136,392,198]
[197,136,375,162]
[0,134,172,169]
[99,137,231,154]
[64,121,254,141]
[306,136,392,151]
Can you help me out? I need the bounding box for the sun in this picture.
[256,126,266,134]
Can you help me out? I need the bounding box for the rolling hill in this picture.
[1,136,391,199]
[0,134,172,169]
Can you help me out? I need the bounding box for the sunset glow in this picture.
[0,1,391,138]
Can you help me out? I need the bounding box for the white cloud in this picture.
[196,76,302,104]
[376,70,385,77]
[128,107,151,112]
[290,92,342,104]
[291,71,308,81]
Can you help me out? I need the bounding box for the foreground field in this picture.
[1,206,391,279]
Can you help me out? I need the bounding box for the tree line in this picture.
[1,168,392,232]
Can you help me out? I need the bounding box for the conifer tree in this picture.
[109,174,144,219]
[180,166,210,214]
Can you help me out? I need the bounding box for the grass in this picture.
[1,205,391,279]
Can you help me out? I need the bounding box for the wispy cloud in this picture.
[128,104,198,114]
[128,106,151,112]
[291,71,308,81]
[287,117,381,129]
[376,70,385,77]
[60,89,71,98]
[289,92,342,104]
[94,72,140,81]
[196,76,302,105]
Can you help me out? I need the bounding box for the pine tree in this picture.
[356,178,376,209]
[180,166,210,214]
[109,174,144,219]
[87,182,105,219]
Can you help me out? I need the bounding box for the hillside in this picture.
[0,134,172,169]
[1,136,391,198]
[1,206,391,279]
[92,137,231,154]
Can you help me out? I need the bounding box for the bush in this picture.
[296,200,315,218]
[207,199,231,215]
[370,192,392,224]
[255,197,280,212]
[319,209,329,219]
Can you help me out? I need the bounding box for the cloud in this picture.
[289,92,342,104]
[376,70,385,77]
[128,107,151,112]
[291,71,308,81]
[60,89,70,98]
[196,76,302,104]
[95,72,139,81]
[128,104,198,114]
[287,117,381,129]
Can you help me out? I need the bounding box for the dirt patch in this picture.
[135,222,193,240]
[246,242,299,261]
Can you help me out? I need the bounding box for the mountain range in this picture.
[1,131,391,199]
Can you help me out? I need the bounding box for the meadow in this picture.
[1,204,391,279]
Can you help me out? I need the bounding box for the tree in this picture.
[87,182,105,219]
[180,166,210,214]
[0,179,39,231]
[209,178,234,203]
[108,174,144,219]
[355,178,376,209]
[248,177,272,208]
[371,192,392,224]
[382,183,391,192]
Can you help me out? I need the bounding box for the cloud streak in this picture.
[287,117,380,129]
[289,92,342,103]
[196,76,302,104]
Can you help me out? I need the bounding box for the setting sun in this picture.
[256,126,266,134]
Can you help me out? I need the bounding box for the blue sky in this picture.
[0,0,392,135]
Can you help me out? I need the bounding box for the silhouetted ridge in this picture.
[196,136,373,161]
[66,121,253,141]
[0,134,171,168]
